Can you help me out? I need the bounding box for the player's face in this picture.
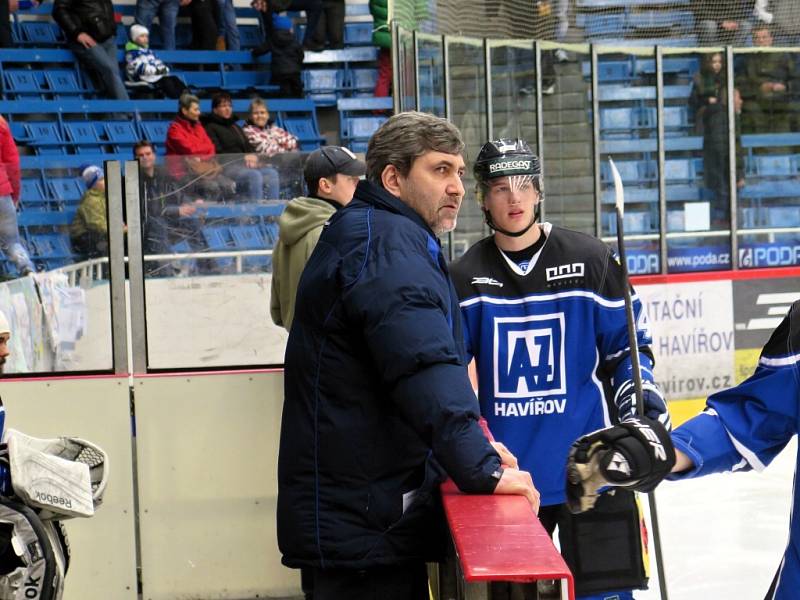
[483,175,540,233]
[398,151,466,236]
[0,333,10,374]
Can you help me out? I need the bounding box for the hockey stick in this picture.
[609,157,670,600]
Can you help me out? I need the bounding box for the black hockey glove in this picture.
[566,416,675,514]
[614,379,672,430]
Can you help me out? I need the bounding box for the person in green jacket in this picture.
[70,165,109,258]
[270,146,365,331]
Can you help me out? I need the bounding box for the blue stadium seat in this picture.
[581,13,625,38]
[262,221,279,246]
[600,159,646,184]
[4,69,46,96]
[180,71,224,89]
[599,107,641,137]
[229,224,270,270]
[19,179,49,209]
[202,226,235,271]
[766,206,800,227]
[18,21,63,45]
[44,69,87,97]
[348,68,377,92]
[29,232,75,269]
[48,178,85,205]
[225,70,276,93]
[103,121,140,152]
[239,25,264,49]
[664,158,697,183]
[24,122,66,154]
[64,122,106,153]
[344,22,373,46]
[141,121,172,146]
[751,154,795,177]
[303,69,343,106]
[338,97,391,153]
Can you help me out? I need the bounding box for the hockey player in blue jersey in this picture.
[449,138,671,600]
[567,300,800,600]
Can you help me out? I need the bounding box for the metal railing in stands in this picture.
[52,249,273,286]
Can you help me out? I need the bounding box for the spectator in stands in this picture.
[70,165,108,258]
[216,0,240,50]
[53,0,130,100]
[125,25,188,99]
[134,140,206,271]
[242,97,299,157]
[190,0,219,50]
[277,112,539,600]
[165,93,236,202]
[690,52,725,134]
[134,0,185,51]
[0,115,34,276]
[271,145,364,330]
[693,0,754,46]
[738,23,793,133]
[250,0,323,56]
[269,15,305,98]
[369,0,391,97]
[308,0,344,50]
[703,87,745,227]
[771,0,800,46]
[202,91,281,200]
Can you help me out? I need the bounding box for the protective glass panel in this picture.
[417,34,445,117]
[735,45,800,269]
[448,37,487,259]
[2,154,114,374]
[597,49,660,275]
[489,41,537,142]
[141,151,306,369]
[544,43,594,235]
[664,50,732,273]
[397,28,418,112]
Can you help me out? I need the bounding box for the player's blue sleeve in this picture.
[459,309,475,364]
[669,360,799,479]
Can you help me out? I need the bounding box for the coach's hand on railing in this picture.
[493,468,540,514]
[490,441,518,469]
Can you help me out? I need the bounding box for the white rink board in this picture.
[134,370,299,600]
[0,377,138,600]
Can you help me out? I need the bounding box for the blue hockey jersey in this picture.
[451,224,655,505]
[669,300,800,600]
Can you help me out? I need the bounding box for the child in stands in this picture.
[125,24,187,99]
[70,165,108,258]
[269,16,305,98]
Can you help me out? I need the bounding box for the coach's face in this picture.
[383,151,466,236]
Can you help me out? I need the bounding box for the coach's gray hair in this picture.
[366,111,465,184]
[178,93,200,111]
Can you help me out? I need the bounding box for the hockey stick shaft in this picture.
[609,157,669,600]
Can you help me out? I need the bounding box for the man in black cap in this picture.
[270,145,365,331]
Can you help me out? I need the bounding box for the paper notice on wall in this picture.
[638,280,735,401]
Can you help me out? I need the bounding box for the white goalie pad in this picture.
[4,430,108,520]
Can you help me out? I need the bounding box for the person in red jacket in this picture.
[0,116,34,276]
[164,93,234,202]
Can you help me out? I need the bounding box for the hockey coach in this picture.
[277,111,540,600]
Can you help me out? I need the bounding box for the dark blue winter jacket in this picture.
[277,180,502,569]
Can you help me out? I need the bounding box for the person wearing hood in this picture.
[269,15,305,98]
[124,24,187,99]
[270,145,363,330]
[202,91,281,200]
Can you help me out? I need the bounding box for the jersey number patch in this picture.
[493,313,566,398]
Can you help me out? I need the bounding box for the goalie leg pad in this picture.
[0,500,65,600]
[556,490,648,597]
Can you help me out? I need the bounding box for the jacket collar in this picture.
[352,180,439,241]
